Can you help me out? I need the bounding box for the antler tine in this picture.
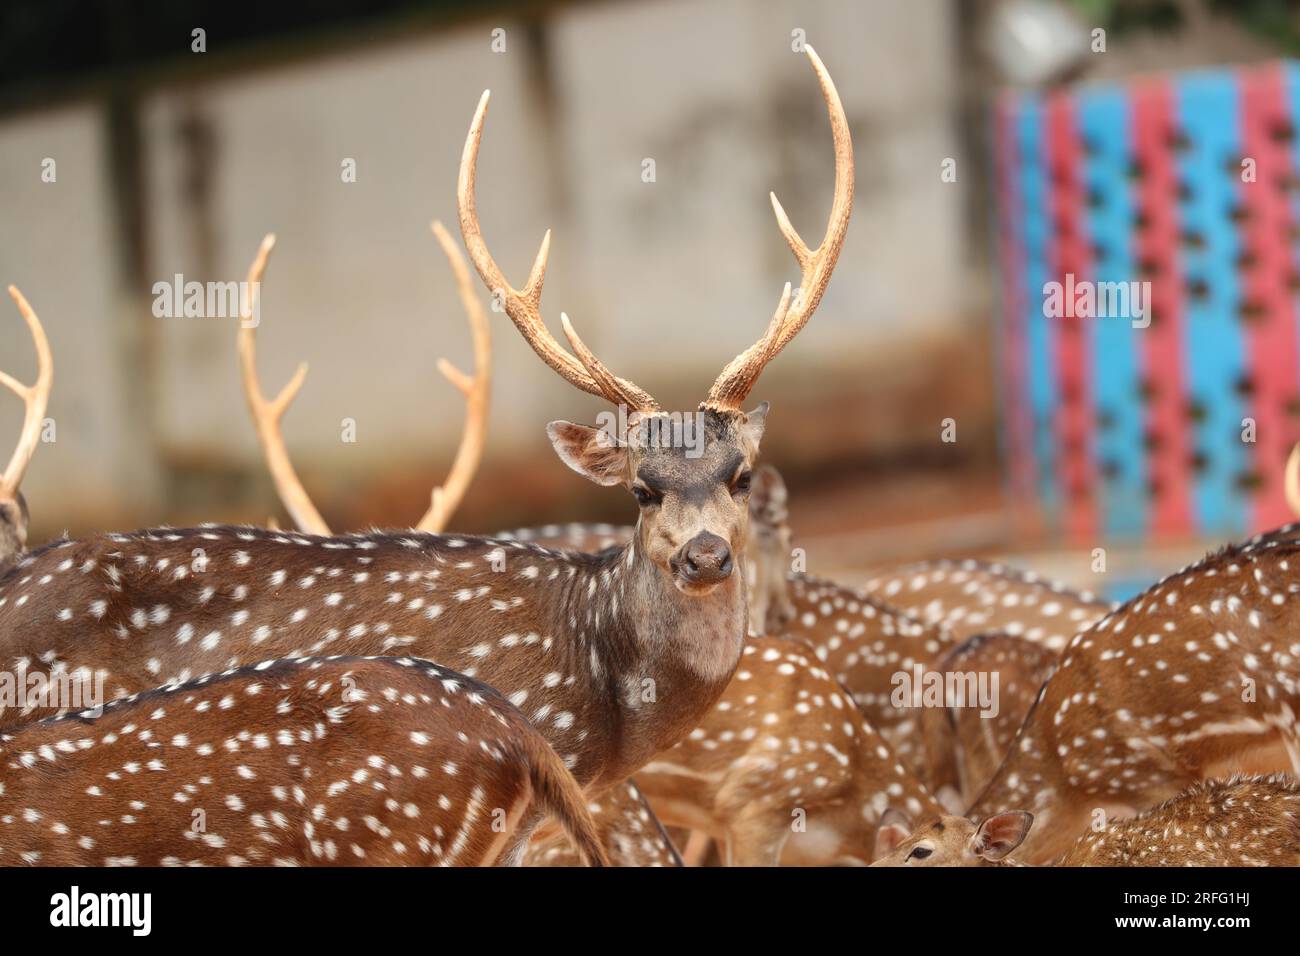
[418,221,493,533]
[0,285,53,497]
[706,44,854,410]
[237,234,332,536]
[559,312,652,414]
[705,283,791,411]
[458,90,659,413]
[1287,442,1300,518]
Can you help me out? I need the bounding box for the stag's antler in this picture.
[0,286,54,499]
[238,230,492,535]
[417,221,492,532]
[705,44,854,411]
[457,91,660,413]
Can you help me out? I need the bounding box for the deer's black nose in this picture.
[675,532,733,584]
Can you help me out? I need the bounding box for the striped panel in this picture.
[1240,64,1300,531]
[993,96,1036,514]
[1016,97,1059,531]
[1175,70,1248,534]
[1047,92,1098,542]
[1133,78,1192,537]
[1078,86,1145,536]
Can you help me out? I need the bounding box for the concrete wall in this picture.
[1,0,974,535]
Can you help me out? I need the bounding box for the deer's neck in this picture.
[552,533,747,787]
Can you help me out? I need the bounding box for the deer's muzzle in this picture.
[673,532,734,588]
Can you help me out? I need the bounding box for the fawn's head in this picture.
[456,46,852,597]
[1,285,52,565]
[871,808,1033,867]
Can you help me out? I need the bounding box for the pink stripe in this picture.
[1132,79,1192,537]
[1239,65,1300,531]
[1046,93,1097,542]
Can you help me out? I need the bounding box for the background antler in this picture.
[237,234,331,535]
[417,220,492,532]
[457,89,659,413]
[238,229,491,536]
[706,44,854,411]
[0,285,54,499]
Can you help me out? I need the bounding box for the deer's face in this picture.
[548,405,766,595]
[870,809,1033,867]
[0,491,29,564]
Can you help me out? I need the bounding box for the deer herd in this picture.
[3,47,1300,869]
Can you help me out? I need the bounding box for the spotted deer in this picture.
[522,779,682,867]
[634,636,945,865]
[919,631,1058,805]
[873,774,1300,867]
[861,559,1112,652]
[0,286,52,567]
[746,465,795,635]
[869,807,1032,866]
[0,655,607,866]
[947,537,1300,864]
[240,241,676,870]
[780,574,955,786]
[1058,774,1300,866]
[495,523,631,553]
[529,502,965,798]
[0,48,853,800]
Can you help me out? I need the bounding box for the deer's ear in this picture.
[969,811,1032,861]
[874,808,912,859]
[547,421,628,487]
[739,401,769,452]
[0,493,28,546]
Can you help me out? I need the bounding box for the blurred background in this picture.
[4,0,1300,597]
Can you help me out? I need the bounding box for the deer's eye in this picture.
[632,485,660,507]
[732,471,753,496]
[906,845,932,861]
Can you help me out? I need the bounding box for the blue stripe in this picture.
[1078,88,1145,536]
[1016,98,1057,529]
[1175,71,1247,534]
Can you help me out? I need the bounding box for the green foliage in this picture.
[1070,0,1300,53]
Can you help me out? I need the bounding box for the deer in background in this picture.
[0,286,52,567]
[522,780,682,867]
[919,631,1058,805]
[634,635,945,865]
[918,536,1300,864]
[1057,774,1300,866]
[746,465,795,635]
[861,558,1112,653]
[872,774,1300,867]
[0,656,607,867]
[779,574,956,785]
[0,47,853,800]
